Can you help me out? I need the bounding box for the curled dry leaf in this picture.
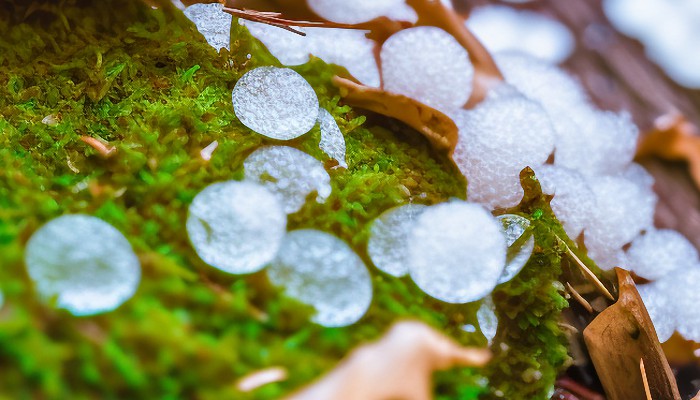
[285,320,490,400]
[637,112,700,189]
[333,76,458,153]
[583,268,680,400]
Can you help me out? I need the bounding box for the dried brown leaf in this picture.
[583,268,680,400]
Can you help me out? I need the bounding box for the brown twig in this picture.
[80,136,116,158]
[640,359,652,400]
[566,282,594,313]
[557,236,615,301]
[222,7,362,35]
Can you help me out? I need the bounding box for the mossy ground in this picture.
[1,1,575,398]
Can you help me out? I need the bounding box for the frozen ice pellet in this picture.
[495,52,589,118]
[243,22,381,87]
[317,108,348,168]
[187,181,287,274]
[555,109,639,176]
[24,215,141,316]
[244,146,332,214]
[307,0,404,24]
[367,204,428,277]
[453,93,555,209]
[184,3,232,51]
[627,229,699,280]
[671,267,700,342]
[637,281,675,343]
[268,229,373,327]
[622,162,655,189]
[585,176,657,257]
[381,26,474,113]
[232,67,319,140]
[496,214,534,284]
[535,165,596,239]
[407,201,506,303]
[477,296,498,344]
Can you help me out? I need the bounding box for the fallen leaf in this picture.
[583,268,680,400]
[333,76,459,153]
[637,112,700,189]
[285,320,490,400]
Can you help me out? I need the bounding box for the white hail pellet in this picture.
[187,181,287,274]
[467,5,575,64]
[674,267,700,342]
[407,201,506,304]
[555,109,639,176]
[367,204,428,277]
[268,229,373,327]
[494,52,591,145]
[307,0,404,24]
[637,281,675,343]
[584,176,657,259]
[24,215,141,316]
[183,3,232,51]
[317,108,348,168]
[242,22,381,87]
[243,146,332,214]
[496,214,534,284]
[232,67,319,140]
[453,92,555,209]
[381,26,474,113]
[476,296,498,344]
[622,162,655,189]
[535,165,596,240]
[627,229,700,280]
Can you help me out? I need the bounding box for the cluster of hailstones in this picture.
[15,1,699,342]
[182,0,700,341]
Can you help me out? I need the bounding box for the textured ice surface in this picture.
[585,176,657,262]
[232,67,319,140]
[307,0,404,23]
[467,5,574,63]
[453,93,555,209]
[367,204,428,277]
[381,26,473,113]
[637,281,675,343]
[555,109,639,176]
[675,268,700,342]
[268,229,373,327]
[187,181,286,274]
[184,3,232,51]
[627,229,699,280]
[496,214,534,284]
[477,296,498,344]
[622,162,655,189]
[317,108,348,168]
[495,52,591,144]
[24,215,141,316]
[535,165,596,239]
[407,201,506,303]
[243,146,332,214]
[242,22,380,87]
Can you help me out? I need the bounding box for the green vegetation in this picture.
[0,1,578,398]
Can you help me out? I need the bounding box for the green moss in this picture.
[0,1,582,399]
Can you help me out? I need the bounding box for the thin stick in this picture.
[640,358,652,400]
[566,282,593,313]
[222,7,360,36]
[557,237,615,301]
[80,136,116,158]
